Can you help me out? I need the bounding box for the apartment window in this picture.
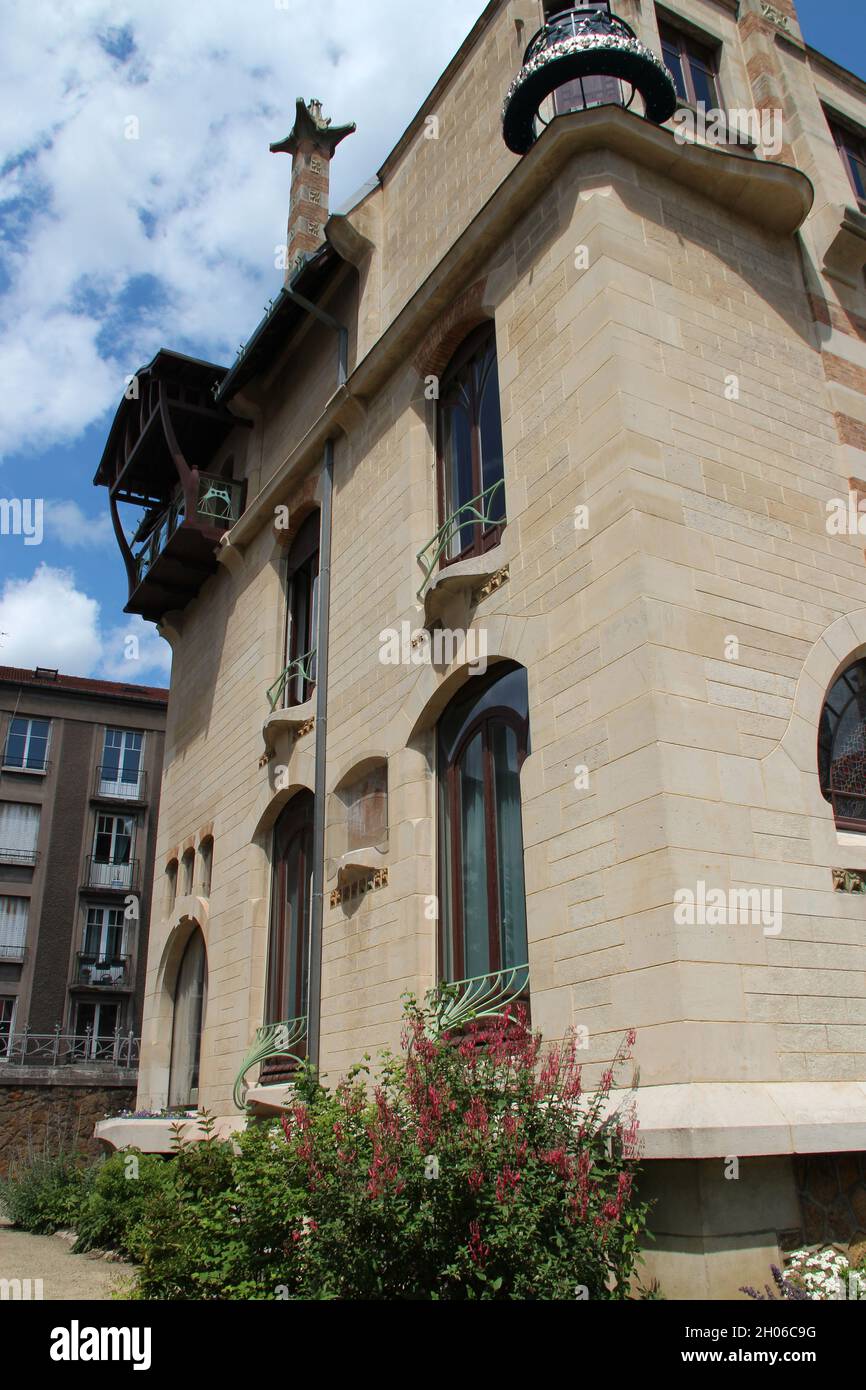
[283,512,320,708]
[99,728,144,798]
[827,115,866,207]
[168,928,208,1106]
[819,657,866,830]
[659,21,720,109]
[81,905,126,982]
[0,803,40,865]
[0,896,28,961]
[0,997,15,1056]
[267,792,313,1029]
[437,663,530,984]
[437,324,506,566]
[71,999,122,1058]
[91,812,135,888]
[2,717,50,772]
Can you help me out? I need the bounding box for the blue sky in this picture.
[0,0,862,686]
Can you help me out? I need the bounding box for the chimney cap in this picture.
[270,97,356,158]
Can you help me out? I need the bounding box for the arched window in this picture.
[198,837,213,897]
[283,512,319,707]
[437,324,506,566]
[266,792,314,1060]
[819,658,866,829]
[168,927,207,1107]
[437,662,529,984]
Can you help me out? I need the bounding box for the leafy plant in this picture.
[72,1150,171,1257]
[0,1150,90,1233]
[129,999,650,1300]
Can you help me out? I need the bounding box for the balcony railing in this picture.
[0,941,26,962]
[75,954,132,988]
[94,764,146,801]
[434,963,530,1034]
[0,847,38,866]
[1,1026,139,1067]
[416,478,505,598]
[233,1015,307,1110]
[267,650,317,712]
[133,473,245,584]
[85,857,140,891]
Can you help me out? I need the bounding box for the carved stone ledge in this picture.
[832,867,866,894]
[472,565,509,605]
[329,866,389,908]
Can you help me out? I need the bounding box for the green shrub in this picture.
[129,1001,650,1301]
[0,1151,90,1234]
[72,1150,171,1257]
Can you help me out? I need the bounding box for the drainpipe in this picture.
[307,435,333,1074]
[283,283,347,1073]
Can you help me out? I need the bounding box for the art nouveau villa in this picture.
[94,0,866,1297]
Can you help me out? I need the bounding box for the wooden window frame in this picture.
[435,323,506,570]
[827,113,866,210]
[284,511,320,708]
[265,793,314,1066]
[437,666,530,985]
[658,18,721,110]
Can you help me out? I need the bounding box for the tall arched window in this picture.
[437,662,529,984]
[168,927,207,1107]
[284,512,319,707]
[819,657,866,829]
[437,324,506,566]
[264,792,314,1075]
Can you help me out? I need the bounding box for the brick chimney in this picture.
[270,98,356,280]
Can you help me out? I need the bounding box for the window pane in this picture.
[441,394,474,557]
[490,723,528,970]
[458,731,490,978]
[689,59,717,110]
[478,351,506,524]
[661,41,687,101]
[169,932,207,1105]
[0,897,28,957]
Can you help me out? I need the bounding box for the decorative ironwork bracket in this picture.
[233,1015,307,1111]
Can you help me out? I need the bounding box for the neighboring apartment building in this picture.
[94,0,866,1297]
[0,667,168,1171]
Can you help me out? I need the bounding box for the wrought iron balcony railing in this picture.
[75,953,132,988]
[0,941,26,962]
[502,4,677,154]
[233,1015,307,1110]
[416,478,505,599]
[94,764,147,801]
[434,963,530,1034]
[267,650,317,712]
[85,856,140,891]
[0,847,38,866]
[133,473,245,584]
[1,1026,140,1067]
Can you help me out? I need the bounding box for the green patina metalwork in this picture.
[233,1015,307,1111]
[434,963,530,1033]
[133,473,244,583]
[266,650,317,712]
[416,478,505,599]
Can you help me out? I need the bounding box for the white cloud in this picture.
[0,564,102,670]
[0,563,171,683]
[0,0,485,459]
[44,499,113,548]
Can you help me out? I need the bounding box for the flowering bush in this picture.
[130,999,650,1300]
[742,1247,866,1301]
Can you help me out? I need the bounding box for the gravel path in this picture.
[0,1218,135,1300]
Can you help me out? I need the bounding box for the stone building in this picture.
[0,667,167,1170]
[94,0,866,1297]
